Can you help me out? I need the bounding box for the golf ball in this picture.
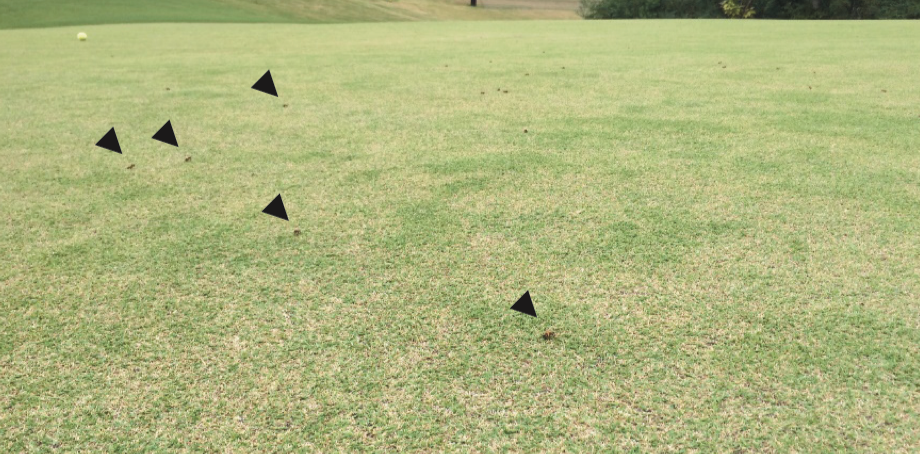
[77,32,87,41]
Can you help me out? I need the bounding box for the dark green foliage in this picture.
[874,0,920,16]
[579,0,722,17]
[580,0,920,17]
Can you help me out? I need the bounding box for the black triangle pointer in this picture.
[96,127,122,154]
[510,291,536,317]
[262,194,288,221]
[252,70,278,97]
[152,120,178,147]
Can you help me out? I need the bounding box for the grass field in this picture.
[2,18,920,452]
[0,0,579,29]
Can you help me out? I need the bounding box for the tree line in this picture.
[579,0,920,18]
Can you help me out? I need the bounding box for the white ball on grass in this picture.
[77,32,87,41]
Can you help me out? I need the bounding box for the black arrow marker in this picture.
[96,127,122,154]
[510,291,536,317]
[152,120,178,147]
[262,194,288,221]
[252,70,278,97]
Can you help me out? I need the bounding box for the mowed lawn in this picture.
[0,0,578,29]
[1,20,919,452]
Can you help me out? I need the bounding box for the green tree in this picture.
[722,0,757,17]
[579,0,920,17]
